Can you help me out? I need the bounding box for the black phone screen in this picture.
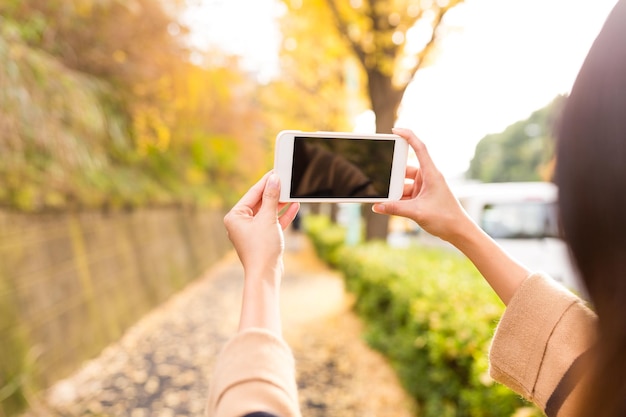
[290,136,395,198]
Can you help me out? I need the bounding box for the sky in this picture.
[183,0,619,177]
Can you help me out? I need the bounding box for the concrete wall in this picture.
[0,207,228,413]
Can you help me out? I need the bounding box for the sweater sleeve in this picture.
[489,272,597,417]
[206,328,301,417]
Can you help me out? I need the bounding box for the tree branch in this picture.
[405,3,460,83]
[324,0,367,65]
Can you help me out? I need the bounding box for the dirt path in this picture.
[21,231,416,417]
[282,232,416,416]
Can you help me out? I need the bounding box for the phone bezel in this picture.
[273,130,408,203]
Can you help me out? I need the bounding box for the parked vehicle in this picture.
[388,181,584,296]
[453,181,584,295]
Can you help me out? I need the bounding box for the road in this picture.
[21,231,415,417]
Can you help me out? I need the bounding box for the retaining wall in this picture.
[0,207,228,413]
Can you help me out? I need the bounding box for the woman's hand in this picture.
[372,127,472,244]
[374,128,529,304]
[224,172,300,334]
[224,172,300,282]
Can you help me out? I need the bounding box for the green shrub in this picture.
[304,214,539,417]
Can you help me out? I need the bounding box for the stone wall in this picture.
[0,207,228,413]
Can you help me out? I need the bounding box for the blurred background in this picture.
[0,0,617,416]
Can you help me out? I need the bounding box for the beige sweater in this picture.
[206,329,302,417]
[489,272,597,417]
[206,273,597,417]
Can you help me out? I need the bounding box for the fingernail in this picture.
[372,204,385,213]
[268,173,280,189]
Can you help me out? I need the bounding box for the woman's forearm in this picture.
[238,272,283,336]
[448,218,530,305]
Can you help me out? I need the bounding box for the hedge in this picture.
[304,214,539,417]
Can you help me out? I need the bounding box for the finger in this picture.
[258,173,281,220]
[279,202,300,230]
[277,202,289,213]
[392,128,439,176]
[372,199,415,219]
[413,167,423,198]
[234,171,272,212]
[403,165,423,197]
[402,182,414,197]
[406,165,419,179]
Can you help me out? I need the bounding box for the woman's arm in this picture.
[223,172,300,334]
[207,172,302,417]
[373,128,529,305]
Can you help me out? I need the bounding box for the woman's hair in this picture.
[555,0,626,415]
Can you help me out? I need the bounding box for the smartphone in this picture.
[273,130,408,202]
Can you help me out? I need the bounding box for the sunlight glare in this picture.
[350,0,363,8]
[420,0,434,9]
[388,12,401,26]
[397,0,619,177]
[392,31,405,45]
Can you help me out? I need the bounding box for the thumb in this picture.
[259,173,281,219]
[372,200,414,220]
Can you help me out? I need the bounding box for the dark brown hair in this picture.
[555,1,626,415]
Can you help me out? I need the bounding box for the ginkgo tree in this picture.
[278,0,464,240]
[264,1,357,135]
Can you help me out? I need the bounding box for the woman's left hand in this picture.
[223,171,300,281]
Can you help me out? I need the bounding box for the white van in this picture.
[453,182,583,295]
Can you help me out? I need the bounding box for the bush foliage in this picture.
[304,214,539,417]
[467,95,566,183]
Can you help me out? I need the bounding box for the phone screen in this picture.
[290,136,395,198]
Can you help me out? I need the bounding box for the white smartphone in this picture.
[273,130,409,202]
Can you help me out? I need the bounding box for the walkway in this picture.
[22,231,415,417]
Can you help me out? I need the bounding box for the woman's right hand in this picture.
[373,127,474,244]
[375,128,530,304]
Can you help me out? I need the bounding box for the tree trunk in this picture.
[362,70,406,241]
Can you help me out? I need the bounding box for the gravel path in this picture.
[22,232,415,417]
